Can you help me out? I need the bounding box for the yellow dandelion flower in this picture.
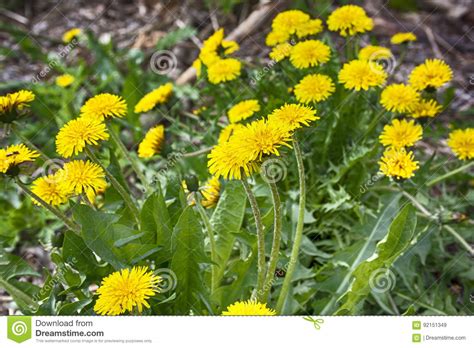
[31,171,72,206]
[56,117,109,158]
[207,58,241,84]
[268,103,319,131]
[222,300,276,316]
[208,119,291,180]
[0,150,9,173]
[199,50,220,67]
[409,99,442,118]
[80,93,127,120]
[222,40,239,54]
[0,144,39,174]
[201,176,221,208]
[391,32,417,45]
[192,106,207,116]
[296,19,324,38]
[202,29,224,53]
[269,42,292,62]
[232,119,292,161]
[0,90,35,117]
[55,74,75,88]
[138,125,165,158]
[338,59,387,91]
[265,29,290,47]
[327,5,374,37]
[63,160,107,200]
[379,147,419,179]
[218,123,243,144]
[408,59,452,90]
[62,28,81,43]
[294,74,335,104]
[380,83,420,113]
[290,40,331,69]
[94,266,161,316]
[379,119,423,149]
[228,100,260,123]
[447,128,474,160]
[208,140,256,180]
[272,10,310,34]
[358,45,392,61]
[192,58,202,77]
[134,83,173,113]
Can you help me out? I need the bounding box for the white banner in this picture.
[0,316,472,347]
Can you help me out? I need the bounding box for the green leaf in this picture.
[140,186,173,261]
[336,204,417,314]
[321,194,402,314]
[74,205,125,269]
[156,27,197,50]
[0,276,38,311]
[121,61,142,135]
[210,181,247,292]
[62,231,103,278]
[170,206,207,314]
[0,252,40,280]
[58,299,93,315]
[165,175,186,225]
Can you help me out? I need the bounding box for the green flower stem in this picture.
[15,178,80,233]
[360,109,387,142]
[262,180,282,301]
[427,161,474,187]
[395,292,447,315]
[400,189,473,256]
[85,147,140,226]
[107,125,150,193]
[11,122,52,162]
[276,140,306,313]
[195,195,217,293]
[443,225,473,256]
[392,46,407,76]
[241,173,266,300]
[182,147,213,158]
